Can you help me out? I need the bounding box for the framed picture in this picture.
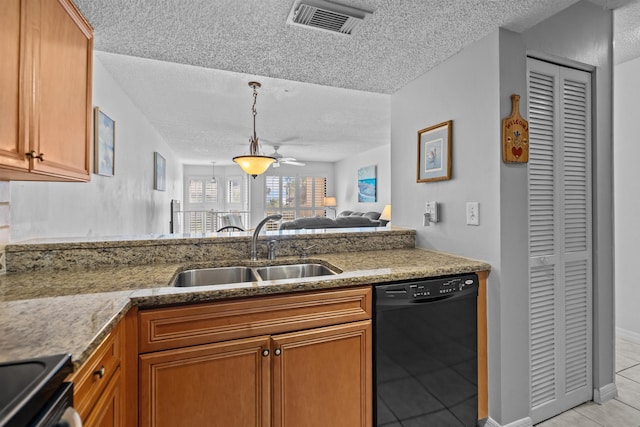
[357,165,377,202]
[154,152,166,191]
[417,120,452,182]
[94,107,115,176]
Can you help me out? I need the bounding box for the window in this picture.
[265,175,327,223]
[182,173,250,233]
[225,176,250,227]
[184,177,218,233]
[227,177,242,204]
[188,179,218,204]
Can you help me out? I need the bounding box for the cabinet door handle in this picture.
[26,151,44,161]
[262,349,270,357]
[93,365,105,379]
[274,348,281,356]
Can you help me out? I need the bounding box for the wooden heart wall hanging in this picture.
[502,94,529,163]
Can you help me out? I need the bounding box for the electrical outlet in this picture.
[425,201,438,223]
[466,202,479,226]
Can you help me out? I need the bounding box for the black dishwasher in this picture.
[374,274,479,427]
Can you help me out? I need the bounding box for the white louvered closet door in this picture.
[527,58,592,424]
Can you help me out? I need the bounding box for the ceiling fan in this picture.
[268,145,306,167]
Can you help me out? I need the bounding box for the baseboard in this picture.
[484,416,533,427]
[616,327,640,344]
[593,382,618,404]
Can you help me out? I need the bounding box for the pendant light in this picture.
[233,81,276,178]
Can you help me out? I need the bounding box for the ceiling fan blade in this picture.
[279,157,297,162]
[282,160,305,166]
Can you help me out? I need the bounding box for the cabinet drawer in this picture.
[72,322,123,421]
[139,286,372,353]
[83,366,123,427]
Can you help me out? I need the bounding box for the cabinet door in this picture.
[272,320,372,427]
[84,367,124,427]
[0,0,29,172]
[139,336,271,427]
[30,0,92,180]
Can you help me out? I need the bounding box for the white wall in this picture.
[334,144,390,214]
[390,1,614,424]
[614,56,640,341]
[9,55,183,242]
[391,36,501,256]
[391,29,510,419]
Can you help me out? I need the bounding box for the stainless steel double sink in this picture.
[171,263,338,287]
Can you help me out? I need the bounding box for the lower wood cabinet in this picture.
[71,320,125,427]
[139,321,371,427]
[84,367,124,427]
[272,321,372,427]
[137,287,373,427]
[139,336,271,426]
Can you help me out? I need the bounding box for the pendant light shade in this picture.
[233,81,276,178]
[232,155,275,177]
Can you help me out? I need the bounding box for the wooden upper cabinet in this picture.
[0,0,93,181]
[0,0,29,171]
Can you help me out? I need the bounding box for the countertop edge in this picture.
[0,248,490,369]
[76,261,490,368]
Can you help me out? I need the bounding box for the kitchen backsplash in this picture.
[5,228,416,273]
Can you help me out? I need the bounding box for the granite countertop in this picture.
[0,248,490,368]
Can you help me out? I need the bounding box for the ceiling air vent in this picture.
[287,0,372,35]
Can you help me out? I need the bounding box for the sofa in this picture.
[278,210,387,230]
[337,210,388,225]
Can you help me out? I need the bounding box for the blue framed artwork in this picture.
[417,120,452,182]
[94,107,115,176]
[358,165,377,202]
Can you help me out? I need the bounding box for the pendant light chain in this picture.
[249,83,259,155]
[232,81,275,178]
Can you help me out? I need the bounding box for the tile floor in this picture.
[535,336,640,427]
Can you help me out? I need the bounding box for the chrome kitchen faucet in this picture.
[251,214,282,261]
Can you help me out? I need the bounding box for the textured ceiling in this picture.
[76,0,634,94]
[95,51,390,165]
[614,0,640,64]
[76,0,640,165]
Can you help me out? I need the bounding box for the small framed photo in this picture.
[154,152,166,191]
[94,107,115,176]
[417,120,452,182]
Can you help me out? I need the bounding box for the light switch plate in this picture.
[466,202,479,226]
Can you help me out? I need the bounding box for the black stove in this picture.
[0,354,75,427]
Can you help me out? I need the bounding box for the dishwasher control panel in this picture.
[375,274,479,304]
[407,274,478,300]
